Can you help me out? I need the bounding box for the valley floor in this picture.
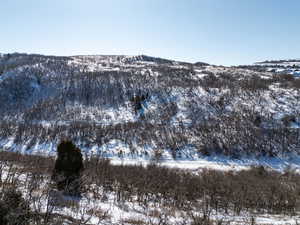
[2,137,300,173]
[109,154,300,172]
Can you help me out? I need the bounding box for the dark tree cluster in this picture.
[130,93,149,114]
[0,187,31,225]
[52,140,84,196]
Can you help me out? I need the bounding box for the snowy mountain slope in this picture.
[252,59,300,76]
[0,53,299,170]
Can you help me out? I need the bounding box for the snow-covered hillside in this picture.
[255,59,300,76]
[0,53,300,170]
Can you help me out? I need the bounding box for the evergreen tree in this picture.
[52,140,84,196]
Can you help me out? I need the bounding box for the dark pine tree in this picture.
[52,140,84,196]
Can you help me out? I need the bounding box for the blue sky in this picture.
[0,0,299,65]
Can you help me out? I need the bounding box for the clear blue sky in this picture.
[1,0,299,65]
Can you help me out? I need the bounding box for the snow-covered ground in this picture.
[1,136,300,174]
[48,192,300,225]
[109,154,300,173]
